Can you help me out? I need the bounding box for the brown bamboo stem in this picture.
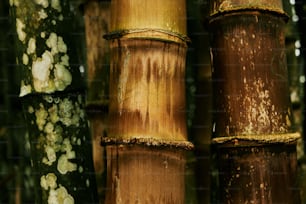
[84,0,110,107]
[208,0,300,203]
[83,1,111,202]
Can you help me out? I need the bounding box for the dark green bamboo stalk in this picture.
[186,1,212,203]
[10,0,98,203]
[208,0,300,203]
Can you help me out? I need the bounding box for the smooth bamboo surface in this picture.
[104,145,186,204]
[108,38,187,142]
[210,12,292,138]
[110,0,187,36]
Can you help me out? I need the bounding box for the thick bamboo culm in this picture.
[208,0,300,203]
[187,1,212,203]
[83,0,110,202]
[10,0,98,203]
[103,0,192,203]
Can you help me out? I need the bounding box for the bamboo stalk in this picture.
[83,0,111,202]
[208,0,300,203]
[103,0,193,203]
[84,0,110,107]
[10,0,98,203]
[187,1,212,203]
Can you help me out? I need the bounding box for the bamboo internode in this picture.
[109,0,187,37]
[108,38,187,142]
[105,0,190,143]
[210,12,292,138]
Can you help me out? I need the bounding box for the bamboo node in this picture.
[208,8,289,24]
[104,28,190,44]
[101,137,194,150]
[212,132,300,146]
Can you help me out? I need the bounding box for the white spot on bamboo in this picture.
[78,166,83,173]
[40,173,57,190]
[22,53,29,65]
[35,104,48,131]
[16,18,26,42]
[35,0,49,8]
[57,154,77,174]
[48,186,74,204]
[20,81,32,97]
[28,106,34,113]
[41,32,46,38]
[38,9,48,20]
[51,0,62,12]
[32,50,54,92]
[54,64,72,91]
[27,38,36,54]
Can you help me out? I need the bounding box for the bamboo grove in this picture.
[0,0,305,203]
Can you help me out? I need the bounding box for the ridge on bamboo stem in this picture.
[10,0,98,203]
[210,0,285,15]
[208,0,301,203]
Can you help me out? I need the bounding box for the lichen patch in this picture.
[51,0,62,12]
[32,50,54,92]
[40,173,57,190]
[27,38,36,54]
[20,80,32,97]
[16,18,26,42]
[35,0,49,8]
[38,9,48,20]
[57,154,77,175]
[48,186,75,204]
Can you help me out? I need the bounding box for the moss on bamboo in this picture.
[23,93,98,203]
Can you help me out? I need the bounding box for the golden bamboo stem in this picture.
[103,0,193,203]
